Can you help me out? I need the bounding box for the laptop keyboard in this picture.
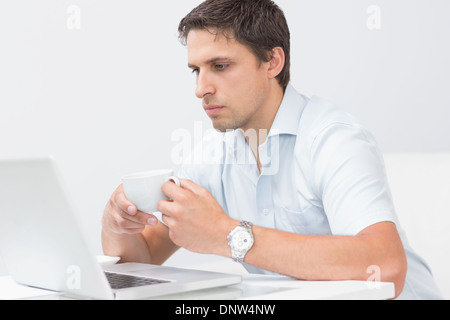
[105,272,170,290]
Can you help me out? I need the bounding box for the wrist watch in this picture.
[227,221,254,263]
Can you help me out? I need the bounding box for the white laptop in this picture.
[0,157,241,300]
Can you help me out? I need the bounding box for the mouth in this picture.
[204,105,225,117]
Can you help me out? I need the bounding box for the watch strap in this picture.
[239,221,253,230]
[229,221,254,263]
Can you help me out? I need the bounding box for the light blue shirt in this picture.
[178,84,442,300]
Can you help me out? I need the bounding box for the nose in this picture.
[195,70,215,99]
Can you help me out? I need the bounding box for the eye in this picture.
[191,68,200,75]
[215,64,229,71]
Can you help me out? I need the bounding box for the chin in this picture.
[212,125,230,133]
[211,116,244,133]
[211,120,230,133]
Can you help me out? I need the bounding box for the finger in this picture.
[157,199,176,217]
[161,179,187,201]
[130,211,159,226]
[111,197,158,226]
[144,213,158,226]
[161,178,205,200]
[110,209,143,231]
[121,225,146,235]
[179,179,207,195]
[161,212,174,228]
[115,185,138,216]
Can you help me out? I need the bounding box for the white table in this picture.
[0,273,394,300]
[0,256,395,300]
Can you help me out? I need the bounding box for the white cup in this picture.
[121,169,180,220]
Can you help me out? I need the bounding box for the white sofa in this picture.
[1,153,449,299]
[383,153,450,299]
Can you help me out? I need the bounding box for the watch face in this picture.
[230,229,254,251]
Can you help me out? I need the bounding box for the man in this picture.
[102,0,441,299]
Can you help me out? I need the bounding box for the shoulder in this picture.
[294,96,383,189]
[296,96,380,159]
[298,96,365,140]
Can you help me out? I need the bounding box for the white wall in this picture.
[1,1,449,278]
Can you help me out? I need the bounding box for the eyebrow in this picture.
[188,56,234,69]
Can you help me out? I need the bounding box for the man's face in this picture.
[187,29,271,133]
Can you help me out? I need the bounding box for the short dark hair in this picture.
[178,0,291,91]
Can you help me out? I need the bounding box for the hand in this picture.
[102,184,160,235]
[157,179,236,256]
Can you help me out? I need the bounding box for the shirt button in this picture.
[262,209,270,215]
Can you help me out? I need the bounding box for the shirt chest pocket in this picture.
[274,205,330,235]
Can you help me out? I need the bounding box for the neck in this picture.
[243,83,284,145]
[243,83,285,172]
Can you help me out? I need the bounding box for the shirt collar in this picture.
[269,84,309,137]
[223,84,308,143]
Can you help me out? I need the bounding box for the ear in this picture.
[267,47,285,80]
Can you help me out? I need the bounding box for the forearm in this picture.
[101,228,152,264]
[247,223,405,281]
[102,223,179,265]
[246,228,371,280]
[217,221,406,297]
